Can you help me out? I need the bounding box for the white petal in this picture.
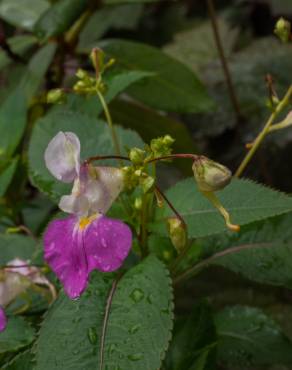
[59,193,90,217]
[44,131,80,183]
[87,167,124,214]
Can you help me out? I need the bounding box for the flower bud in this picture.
[140,176,155,193]
[129,148,145,165]
[76,68,89,80]
[192,156,232,192]
[47,89,66,104]
[134,197,142,210]
[150,135,175,157]
[274,17,291,43]
[167,217,187,252]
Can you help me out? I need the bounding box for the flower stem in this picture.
[86,155,129,164]
[206,0,242,121]
[146,153,198,164]
[96,90,122,159]
[154,185,186,227]
[235,85,292,177]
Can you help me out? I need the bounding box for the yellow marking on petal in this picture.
[79,214,99,230]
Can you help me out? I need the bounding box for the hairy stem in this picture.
[155,185,186,227]
[96,90,122,159]
[207,0,241,121]
[146,153,198,164]
[235,85,292,177]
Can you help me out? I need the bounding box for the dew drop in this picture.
[108,343,118,355]
[129,324,141,334]
[130,288,144,303]
[128,353,144,361]
[88,327,98,344]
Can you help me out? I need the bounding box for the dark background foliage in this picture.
[1,0,292,369]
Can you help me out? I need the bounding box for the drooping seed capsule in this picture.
[192,156,232,192]
[167,217,187,252]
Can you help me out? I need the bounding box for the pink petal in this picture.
[0,306,7,332]
[44,217,88,299]
[44,215,132,299]
[85,216,132,273]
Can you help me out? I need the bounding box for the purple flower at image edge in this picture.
[0,306,7,332]
[43,132,132,299]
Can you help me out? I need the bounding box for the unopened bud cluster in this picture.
[149,135,175,158]
[73,69,106,95]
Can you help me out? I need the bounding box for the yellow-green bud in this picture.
[150,135,175,157]
[47,89,66,104]
[192,156,232,192]
[163,135,175,146]
[134,197,142,210]
[140,176,155,193]
[167,217,187,252]
[274,17,291,43]
[76,68,88,80]
[129,147,145,165]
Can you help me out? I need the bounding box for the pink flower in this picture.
[0,306,6,332]
[43,132,132,299]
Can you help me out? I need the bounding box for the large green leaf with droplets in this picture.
[35,256,173,370]
[196,212,292,289]
[28,109,144,201]
[215,306,292,367]
[152,178,292,239]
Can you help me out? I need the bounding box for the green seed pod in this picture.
[167,217,187,252]
[192,156,232,192]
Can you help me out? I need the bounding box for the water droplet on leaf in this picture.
[130,288,144,303]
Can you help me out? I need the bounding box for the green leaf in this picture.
[0,158,18,197]
[78,4,143,50]
[164,18,238,75]
[214,242,292,289]
[197,212,292,289]
[0,35,37,71]
[28,109,144,200]
[22,194,55,235]
[109,99,196,174]
[98,39,214,113]
[0,90,27,160]
[34,0,89,40]
[35,256,173,370]
[0,0,49,30]
[19,43,57,101]
[2,350,35,370]
[164,301,216,370]
[152,178,292,239]
[0,317,36,357]
[0,234,37,265]
[215,306,292,366]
